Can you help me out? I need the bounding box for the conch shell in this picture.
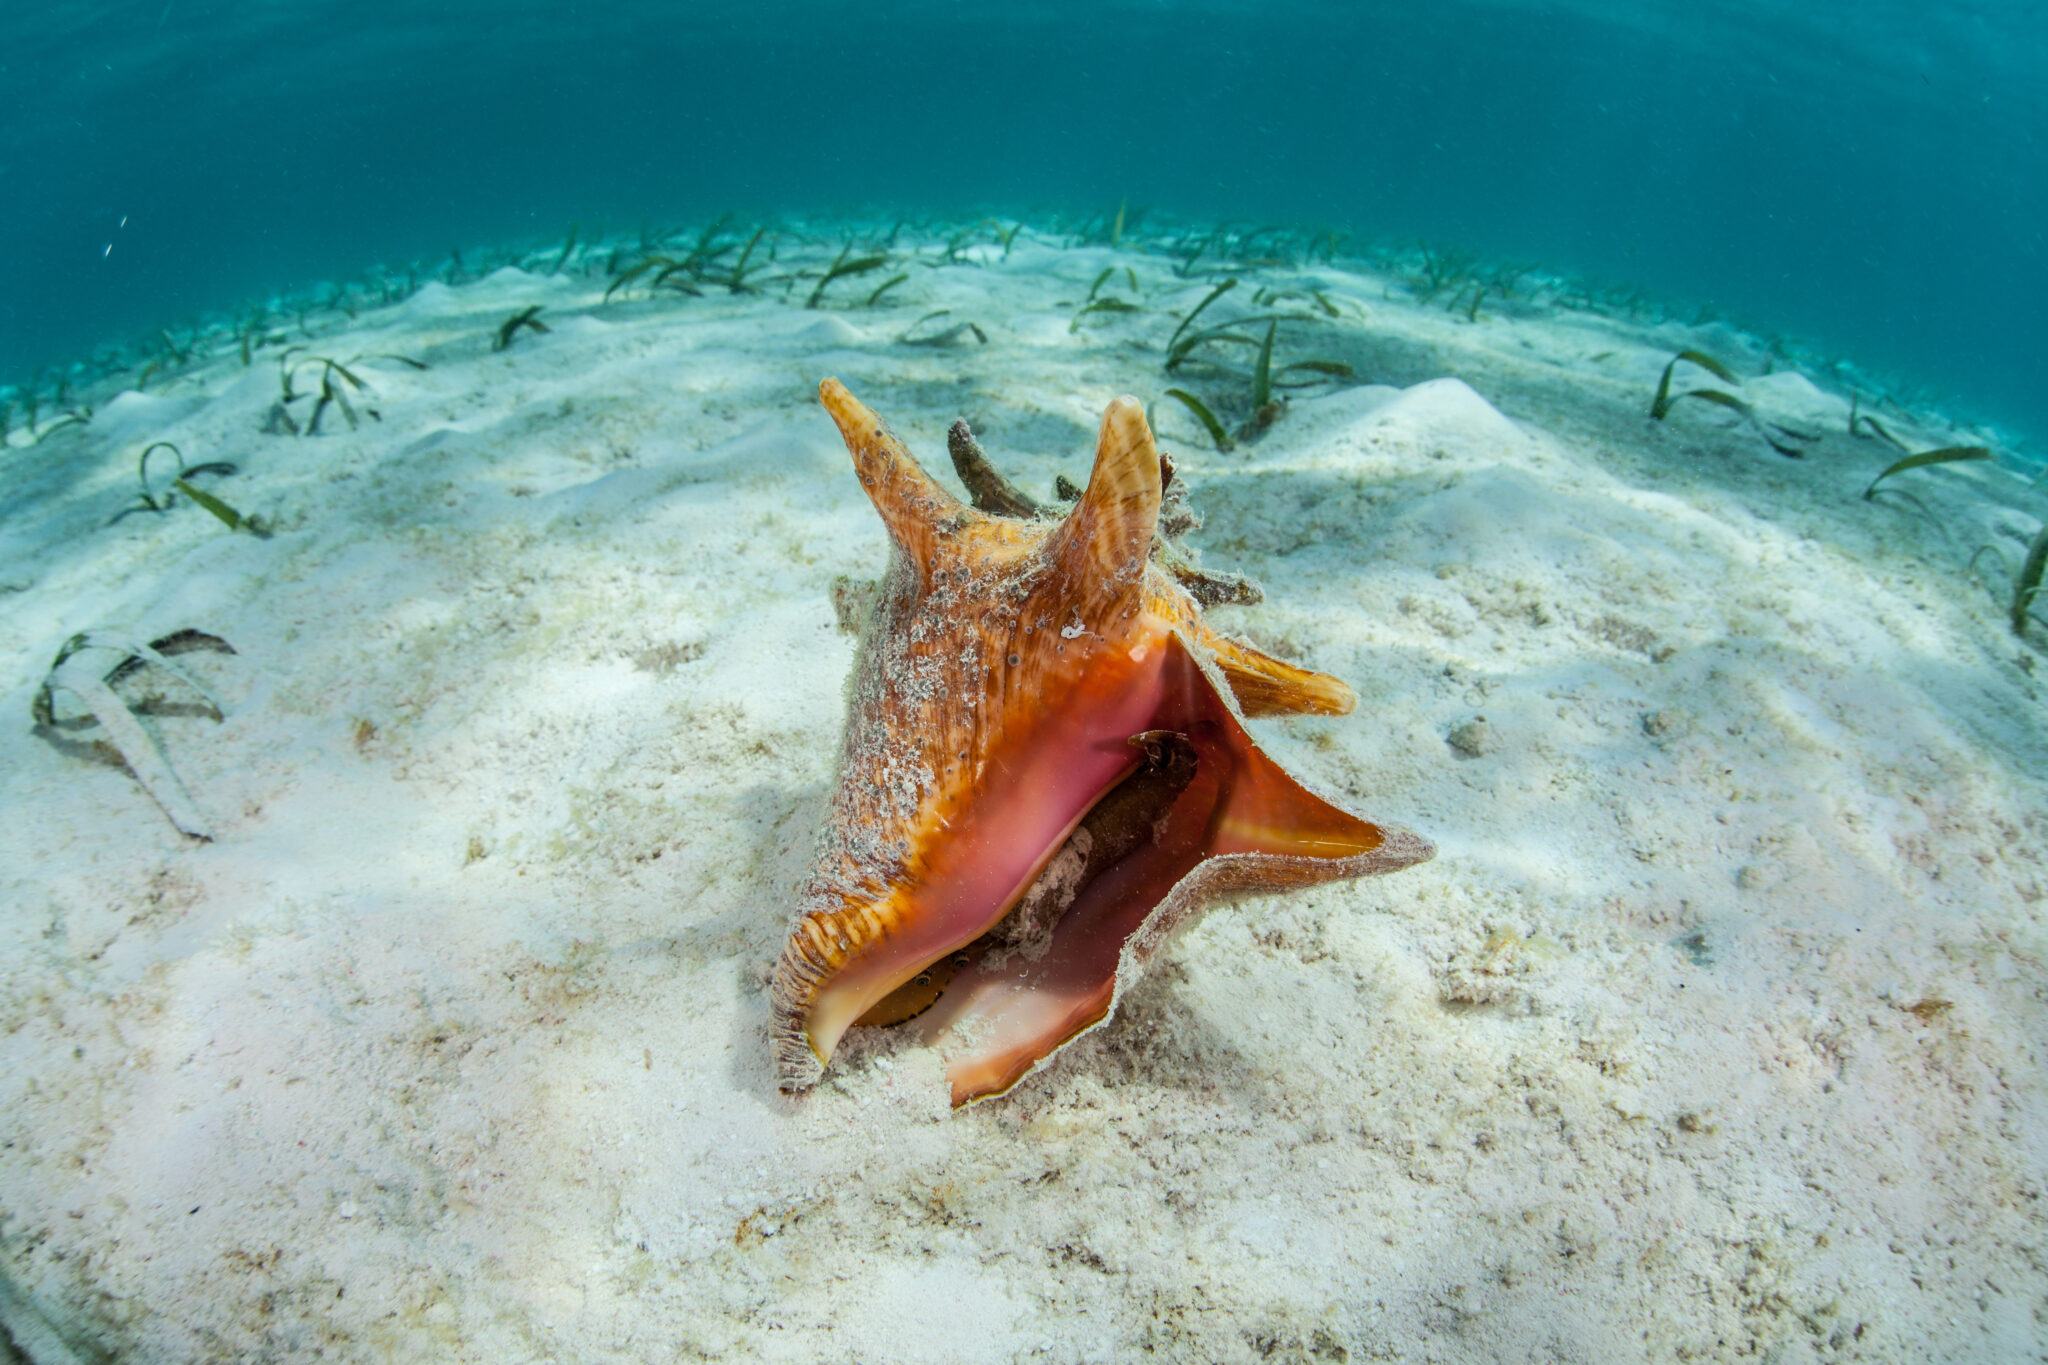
[771,379,1432,1106]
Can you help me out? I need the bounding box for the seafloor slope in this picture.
[0,225,2042,1362]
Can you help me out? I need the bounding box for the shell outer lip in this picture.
[926,628,1435,1107]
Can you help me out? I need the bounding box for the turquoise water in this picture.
[2,0,2041,441]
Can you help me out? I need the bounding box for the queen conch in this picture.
[771,378,1433,1106]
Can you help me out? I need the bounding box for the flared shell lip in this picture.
[925,629,1437,1107]
[793,601,1179,1067]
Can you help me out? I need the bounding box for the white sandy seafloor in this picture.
[0,222,2043,1364]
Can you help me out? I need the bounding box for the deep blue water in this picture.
[2,0,2042,441]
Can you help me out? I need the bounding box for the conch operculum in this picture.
[771,378,1433,1106]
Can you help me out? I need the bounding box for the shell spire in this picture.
[1044,395,1162,607]
[818,378,974,574]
